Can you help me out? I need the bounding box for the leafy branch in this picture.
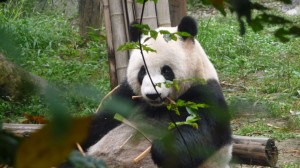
[166,99,208,130]
[199,0,300,42]
[117,23,191,52]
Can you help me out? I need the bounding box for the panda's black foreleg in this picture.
[81,81,136,151]
[80,111,121,151]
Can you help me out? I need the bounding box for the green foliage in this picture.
[15,117,92,168]
[0,8,110,121]
[118,23,191,53]
[188,0,300,41]
[197,15,300,136]
[68,151,107,168]
[166,99,208,129]
[118,41,156,53]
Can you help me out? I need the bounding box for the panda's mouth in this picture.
[147,97,167,106]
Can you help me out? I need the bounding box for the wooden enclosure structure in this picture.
[103,0,187,89]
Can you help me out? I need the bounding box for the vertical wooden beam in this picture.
[169,0,187,26]
[156,0,171,27]
[134,1,158,29]
[109,0,129,84]
[122,0,135,42]
[103,0,118,89]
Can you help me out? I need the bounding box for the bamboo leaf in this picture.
[15,117,92,168]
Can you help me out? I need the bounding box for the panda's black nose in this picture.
[146,93,160,100]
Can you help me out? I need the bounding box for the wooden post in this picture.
[122,0,135,42]
[103,0,118,89]
[108,0,129,84]
[169,0,187,26]
[156,0,171,27]
[134,1,158,29]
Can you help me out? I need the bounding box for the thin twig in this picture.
[166,97,176,105]
[132,95,142,100]
[119,134,133,149]
[76,143,86,156]
[95,85,120,113]
[119,115,152,143]
[133,146,151,163]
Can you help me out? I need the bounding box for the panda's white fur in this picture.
[81,16,232,168]
[127,26,219,105]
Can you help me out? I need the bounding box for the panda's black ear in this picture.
[178,16,198,40]
[129,21,141,42]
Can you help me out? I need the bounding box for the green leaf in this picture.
[156,83,162,88]
[68,151,107,168]
[191,123,199,129]
[210,0,226,16]
[175,32,191,38]
[168,123,175,130]
[176,99,185,106]
[159,30,171,35]
[141,44,156,53]
[114,113,124,122]
[15,117,92,168]
[143,37,152,43]
[150,30,158,40]
[117,42,139,51]
[170,34,178,41]
[136,0,145,4]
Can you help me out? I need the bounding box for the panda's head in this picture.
[127,16,219,106]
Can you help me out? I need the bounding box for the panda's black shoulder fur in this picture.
[81,80,136,150]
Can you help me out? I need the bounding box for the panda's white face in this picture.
[127,26,219,106]
[137,65,174,106]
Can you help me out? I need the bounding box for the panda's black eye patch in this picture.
[161,65,175,81]
[138,66,146,85]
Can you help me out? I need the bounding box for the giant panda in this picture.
[81,16,232,168]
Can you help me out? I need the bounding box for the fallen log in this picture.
[232,135,278,167]
[2,123,278,167]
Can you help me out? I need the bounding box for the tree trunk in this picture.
[78,0,103,38]
[0,53,48,101]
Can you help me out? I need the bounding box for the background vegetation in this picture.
[0,0,299,167]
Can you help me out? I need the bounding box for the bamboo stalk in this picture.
[109,0,129,84]
[103,0,118,89]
